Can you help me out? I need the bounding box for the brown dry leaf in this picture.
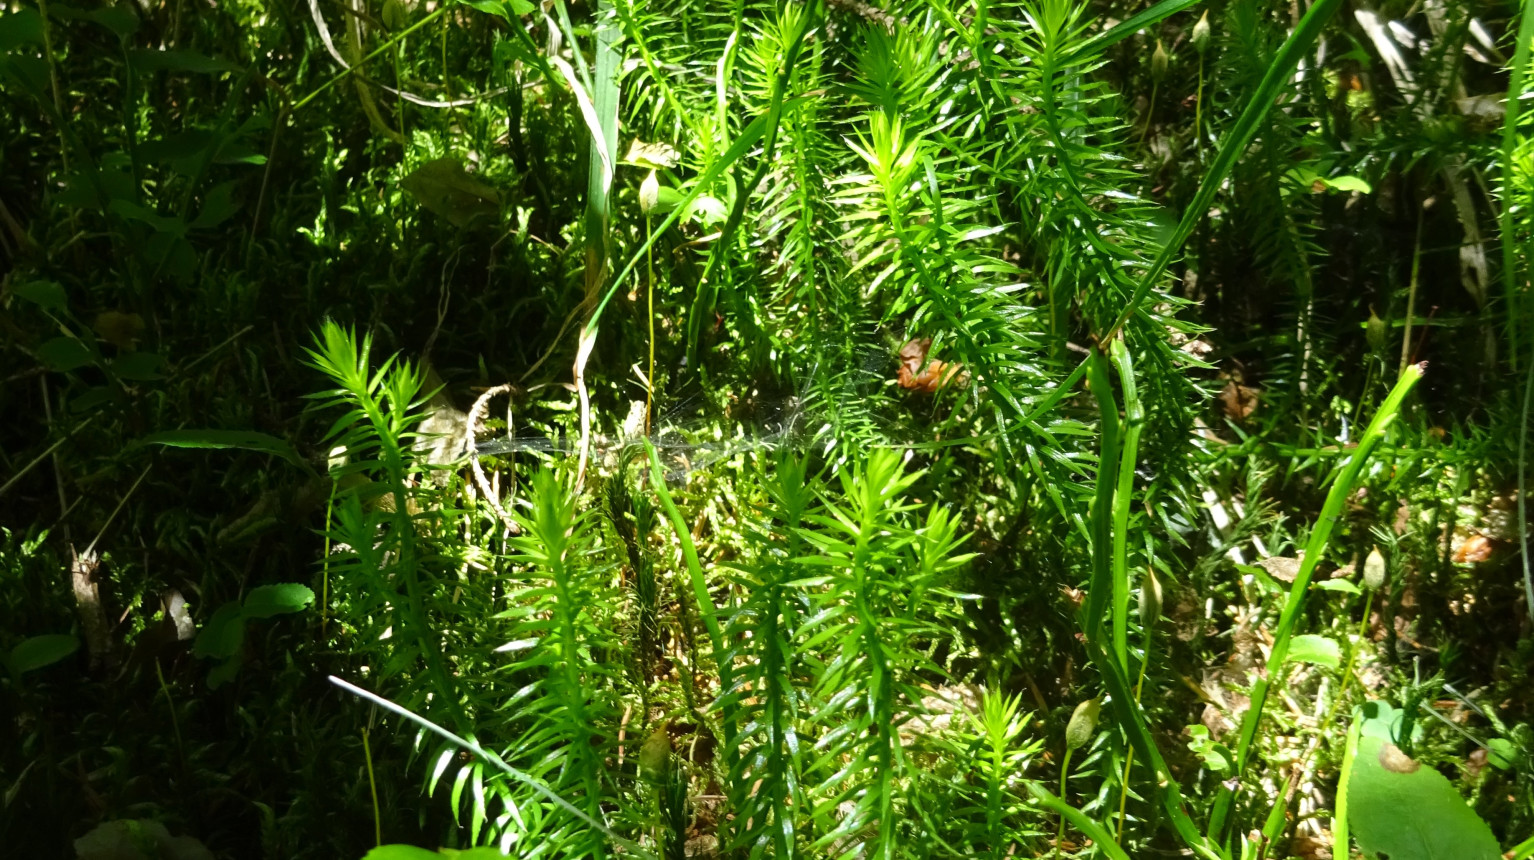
[896,337,969,393]
[621,138,681,169]
[1218,379,1259,421]
[1291,835,1333,860]
[1258,555,1302,583]
[1452,533,1494,564]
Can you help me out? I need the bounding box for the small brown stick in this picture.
[467,383,519,534]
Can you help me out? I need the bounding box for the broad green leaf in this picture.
[1288,634,1341,668]
[241,583,315,619]
[0,10,44,51]
[1348,735,1501,860]
[108,199,185,235]
[1316,578,1362,594]
[452,0,533,21]
[1321,175,1372,194]
[1186,725,1234,775]
[112,351,165,381]
[206,656,240,689]
[81,7,140,38]
[361,847,443,860]
[37,336,95,372]
[134,429,306,470]
[0,53,49,99]
[139,129,220,163]
[1486,738,1516,771]
[13,280,67,312]
[70,385,116,413]
[400,158,501,228]
[7,634,79,675]
[193,603,245,659]
[190,182,240,230]
[382,0,409,29]
[128,49,240,74]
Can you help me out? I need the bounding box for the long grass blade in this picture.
[1061,0,1201,68]
[1108,340,1144,674]
[1210,363,1425,839]
[1103,0,1343,342]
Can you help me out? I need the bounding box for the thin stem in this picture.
[1055,747,1074,859]
[154,659,185,773]
[290,8,449,113]
[1520,354,1534,623]
[1209,364,1424,841]
[1194,54,1204,160]
[646,214,655,435]
[362,726,382,846]
[1115,636,1153,841]
[1400,211,1424,378]
[1140,77,1158,147]
[37,0,70,175]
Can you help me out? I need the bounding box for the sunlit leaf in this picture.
[242,583,315,619]
[1348,735,1501,860]
[361,848,442,860]
[1287,634,1340,668]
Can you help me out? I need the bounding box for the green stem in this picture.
[1055,747,1073,859]
[1109,340,1144,673]
[1115,635,1152,841]
[362,726,382,846]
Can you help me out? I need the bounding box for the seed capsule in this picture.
[1363,547,1386,590]
[1139,567,1163,628]
[1152,40,1169,83]
[1192,11,1212,55]
[639,170,661,215]
[1066,698,1101,751]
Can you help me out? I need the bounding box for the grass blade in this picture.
[1210,363,1425,839]
[1104,0,1344,341]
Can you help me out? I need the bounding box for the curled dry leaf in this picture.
[1378,741,1420,774]
[621,139,681,169]
[897,338,969,393]
[1218,378,1259,421]
[1451,533,1494,564]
